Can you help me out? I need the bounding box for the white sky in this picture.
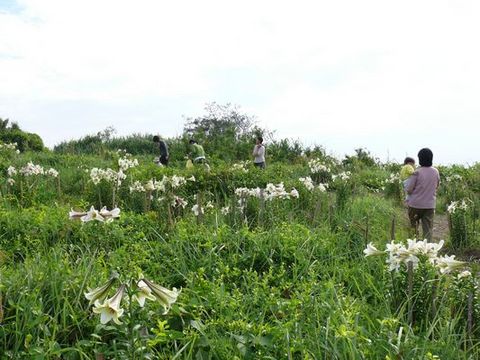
[1,0,479,165]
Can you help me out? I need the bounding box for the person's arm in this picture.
[253,145,259,157]
[406,171,418,194]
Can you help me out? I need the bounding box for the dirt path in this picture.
[432,213,450,242]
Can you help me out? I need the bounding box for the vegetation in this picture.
[0,114,479,359]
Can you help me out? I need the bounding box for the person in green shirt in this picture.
[189,139,207,164]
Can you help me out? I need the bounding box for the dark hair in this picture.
[404,157,415,165]
[189,139,197,144]
[153,135,160,142]
[418,148,433,167]
[257,136,263,143]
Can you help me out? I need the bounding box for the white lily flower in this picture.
[144,180,155,191]
[99,207,121,220]
[192,204,203,216]
[458,270,472,279]
[7,178,15,186]
[172,196,188,209]
[84,277,117,304]
[133,280,156,307]
[7,166,17,177]
[141,279,180,314]
[436,255,466,274]
[187,176,196,182]
[290,188,299,198]
[221,206,230,215]
[69,209,87,220]
[92,284,126,324]
[363,242,385,257]
[81,206,105,222]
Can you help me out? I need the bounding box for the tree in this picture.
[183,102,270,162]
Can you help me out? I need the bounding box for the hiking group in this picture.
[153,135,267,171]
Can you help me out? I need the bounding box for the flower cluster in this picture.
[231,161,250,173]
[386,173,400,184]
[364,238,468,275]
[6,163,59,185]
[299,176,328,192]
[85,274,180,324]
[332,171,351,181]
[69,206,121,223]
[90,168,126,186]
[153,175,188,192]
[118,155,139,172]
[235,183,299,201]
[0,142,20,153]
[308,158,331,174]
[447,199,469,214]
[191,201,214,216]
[445,174,463,182]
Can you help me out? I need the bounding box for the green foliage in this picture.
[0,128,44,152]
[1,129,480,358]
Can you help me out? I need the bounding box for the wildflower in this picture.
[363,242,384,257]
[436,255,466,274]
[221,206,230,215]
[133,280,156,307]
[99,207,121,221]
[318,183,328,192]
[457,270,472,280]
[172,196,188,209]
[81,206,105,222]
[299,177,315,191]
[144,180,155,191]
[129,180,146,193]
[20,162,45,176]
[7,178,15,186]
[192,204,203,216]
[84,276,117,304]
[187,176,196,182]
[69,209,87,219]
[7,166,17,177]
[92,284,126,324]
[141,278,180,314]
[46,168,59,178]
[308,159,330,174]
[290,188,299,198]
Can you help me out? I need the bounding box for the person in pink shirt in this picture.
[406,148,440,241]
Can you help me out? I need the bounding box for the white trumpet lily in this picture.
[141,278,180,314]
[92,284,126,325]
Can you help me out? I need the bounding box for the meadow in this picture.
[0,140,479,359]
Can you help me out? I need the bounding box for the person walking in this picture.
[153,136,169,166]
[406,148,440,241]
[252,136,266,169]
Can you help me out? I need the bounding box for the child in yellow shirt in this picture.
[400,157,415,204]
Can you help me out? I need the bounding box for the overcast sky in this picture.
[1,0,479,165]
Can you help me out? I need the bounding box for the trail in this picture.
[432,213,449,242]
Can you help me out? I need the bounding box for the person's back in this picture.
[153,135,169,166]
[191,143,205,159]
[406,148,440,241]
[158,140,168,158]
[407,166,440,209]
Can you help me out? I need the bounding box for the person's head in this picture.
[418,148,433,167]
[256,136,263,145]
[153,135,160,143]
[404,157,415,166]
[189,139,197,145]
